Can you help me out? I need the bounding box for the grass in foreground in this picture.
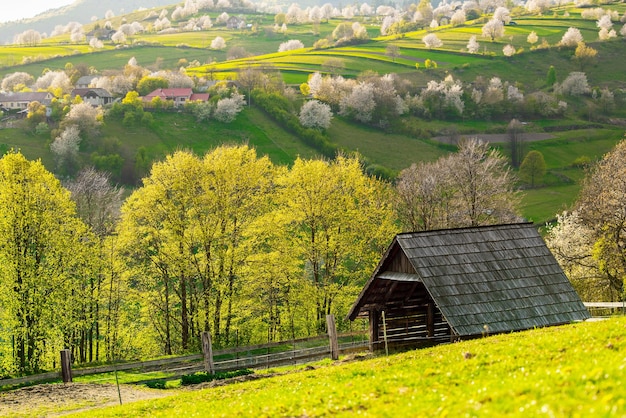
[70,316,626,417]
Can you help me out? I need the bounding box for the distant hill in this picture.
[0,0,177,44]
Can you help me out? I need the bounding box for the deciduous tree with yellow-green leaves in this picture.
[0,152,92,374]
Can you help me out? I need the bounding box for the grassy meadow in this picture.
[1,107,622,223]
[60,316,626,417]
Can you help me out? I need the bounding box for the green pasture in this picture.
[101,108,319,166]
[0,125,54,167]
[328,118,449,173]
[67,317,626,417]
[520,183,579,223]
[0,44,100,69]
[527,128,623,170]
[0,46,214,78]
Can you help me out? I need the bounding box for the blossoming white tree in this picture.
[214,93,246,122]
[89,37,104,49]
[450,9,466,26]
[423,33,443,49]
[481,18,504,40]
[467,35,480,53]
[278,39,304,52]
[559,27,583,47]
[51,125,81,173]
[299,100,333,129]
[339,82,376,122]
[556,72,590,96]
[211,36,226,49]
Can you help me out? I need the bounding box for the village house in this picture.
[0,92,54,111]
[75,75,97,89]
[348,223,590,351]
[71,88,114,107]
[226,16,245,30]
[143,88,209,107]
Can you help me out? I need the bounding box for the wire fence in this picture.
[0,331,370,388]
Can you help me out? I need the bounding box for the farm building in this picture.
[142,88,209,107]
[71,88,113,107]
[347,223,590,351]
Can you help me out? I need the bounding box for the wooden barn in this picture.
[347,223,590,351]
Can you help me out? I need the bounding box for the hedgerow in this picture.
[251,89,339,158]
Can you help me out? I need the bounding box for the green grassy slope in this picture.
[68,316,626,417]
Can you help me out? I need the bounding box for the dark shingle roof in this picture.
[348,223,590,336]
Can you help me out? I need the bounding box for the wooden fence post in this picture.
[326,314,339,361]
[202,332,215,374]
[60,349,72,383]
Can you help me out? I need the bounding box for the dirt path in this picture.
[0,354,373,417]
[0,382,172,417]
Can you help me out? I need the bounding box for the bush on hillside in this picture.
[181,369,253,386]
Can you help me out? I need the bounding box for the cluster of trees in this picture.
[547,138,626,302]
[0,136,530,375]
[300,69,581,127]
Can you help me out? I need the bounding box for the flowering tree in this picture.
[556,72,590,96]
[89,37,104,49]
[503,44,515,56]
[34,71,72,95]
[547,140,626,301]
[154,17,171,31]
[51,125,81,174]
[493,7,511,24]
[597,15,613,31]
[525,0,550,14]
[352,22,369,40]
[299,100,333,129]
[598,27,617,40]
[214,93,246,122]
[211,36,226,49]
[13,29,42,46]
[1,72,33,92]
[450,9,466,26]
[421,74,464,118]
[62,102,103,138]
[216,12,229,24]
[527,31,538,45]
[559,27,583,47]
[482,18,504,41]
[573,42,597,70]
[423,33,443,48]
[111,31,126,44]
[278,39,304,52]
[467,35,480,53]
[339,82,376,123]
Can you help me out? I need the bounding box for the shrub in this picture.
[572,155,591,168]
[181,369,253,386]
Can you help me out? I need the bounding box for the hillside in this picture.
[1,2,625,224]
[49,316,626,417]
[0,0,176,44]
